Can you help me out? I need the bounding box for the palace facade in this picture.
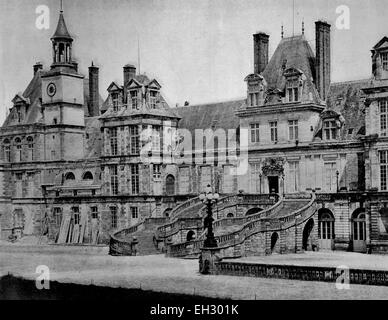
[2,9,388,255]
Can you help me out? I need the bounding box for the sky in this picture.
[0,0,387,125]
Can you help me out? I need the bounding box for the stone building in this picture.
[1,8,388,256]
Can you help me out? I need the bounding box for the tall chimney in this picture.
[33,62,43,76]
[315,21,331,101]
[253,32,269,74]
[123,64,136,102]
[88,62,99,117]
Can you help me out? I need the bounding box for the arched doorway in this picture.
[227,213,234,218]
[245,207,263,216]
[163,208,172,218]
[302,218,314,251]
[186,230,195,241]
[318,208,335,250]
[352,208,366,253]
[166,175,175,195]
[270,232,279,252]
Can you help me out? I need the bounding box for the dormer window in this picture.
[130,90,138,109]
[323,119,338,140]
[382,52,388,71]
[249,92,259,107]
[286,80,300,102]
[112,93,119,112]
[150,90,158,109]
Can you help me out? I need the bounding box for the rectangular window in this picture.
[288,120,299,141]
[112,93,119,112]
[380,150,388,190]
[130,90,138,109]
[382,52,388,71]
[91,206,98,219]
[131,207,138,219]
[16,145,22,162]
[4,145,10,162]
[72,207,80,224]
[249,92,259,107]
[153,164,161,179]
[129,125,139,155]
[152,125,161,152]
[379,99,388,137]
[110,165,118,195]
[131,164,139,194]
[110,207,117,228]
[53,207,62,227]
[250,123,260,143]
[150,91,157,109]
[324,162,337,191]
[250,163,261,193]
[324,120,337,140]
[27,172,34,197]
[178,167,190,194]
[110,128,118,155]
[200,166,211,191]
[288,161,300,192]
[270,121,278,142]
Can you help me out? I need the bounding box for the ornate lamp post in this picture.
[199,184,219,248]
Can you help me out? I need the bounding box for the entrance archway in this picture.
[352,208,366,253]
[186,230,195,241]
[245,207,263,216]
[318,208,335,250]
[227,213,234,218]
[270,232,279,252]
[268,176,279,194]
[302,218,314,251]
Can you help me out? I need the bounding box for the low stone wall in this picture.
[215,261,388,286]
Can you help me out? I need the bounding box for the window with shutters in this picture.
[250,163,261,193]
[324,162,337,192]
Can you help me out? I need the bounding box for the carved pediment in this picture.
[262,157,284,176]
[12,93,29,105]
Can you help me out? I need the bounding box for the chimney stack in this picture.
[253,32,269,74]
[33,62,43,76]
[123,64,136,102]
[88,62,100,117]
[315,21,331,101]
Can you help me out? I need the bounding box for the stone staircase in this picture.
[168,193,317,258]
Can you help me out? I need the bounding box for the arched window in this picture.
[82,171,93,181]
[14,137,22,162]
[227,213,234,218]
[245,207,263,216]
[352,208,366,241]
[186,230,196,242]
[27,136,34,161]
[271,232,279,252]
[65,172,75,181]
[166,175,175,195]
[3,139,10,162]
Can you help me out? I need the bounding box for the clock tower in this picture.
[41,7,85,160]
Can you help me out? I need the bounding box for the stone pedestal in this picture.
[199,247,221,275]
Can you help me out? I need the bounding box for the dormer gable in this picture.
[12,93,30,105]
[127,78,142,89]
[372,36,388,80]
[107,82,122,93]
[146,79,162,90]
[283,67,305,103]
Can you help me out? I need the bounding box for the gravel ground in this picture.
[1,245,388,299]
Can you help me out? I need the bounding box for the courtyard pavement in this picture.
[1,244,388,299]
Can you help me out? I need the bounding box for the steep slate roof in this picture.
[262,35,320,104]
[51,12,72,40]
[175,99,243,132]
[101,74,180,119]
[2,70,103,127]
[323,79,370,140]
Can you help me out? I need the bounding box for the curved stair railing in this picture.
[168,192,317,258]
